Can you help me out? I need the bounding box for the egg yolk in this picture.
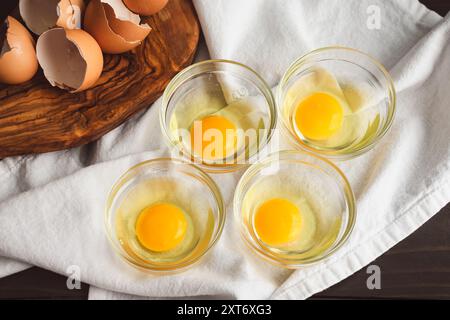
[135,203,187,252]
[294,92,344,140]
[190,115,237,160]
[254,198,302,246]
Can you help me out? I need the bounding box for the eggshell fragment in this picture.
[84,0,151,54]
[104,2,151,42]
[0,16,38,85]
[19,0,85,35]
[36,28,103,92]
[57,0,86,30]
[123,0,168,16]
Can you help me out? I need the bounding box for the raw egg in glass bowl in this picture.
[234,151,356,268]
[277,47,396,160]
[105,158,225,273]
[160,60,277,173]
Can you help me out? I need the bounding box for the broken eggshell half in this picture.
[36,28,103,92]
[19,0,85,35]
[0,16,38,85]
[123,0,168,16]
[84,0,151,54]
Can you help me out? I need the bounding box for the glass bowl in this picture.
[160,59,277,173]
[277,47,396,160]
[234,151,356,268]
[105,158,225,273]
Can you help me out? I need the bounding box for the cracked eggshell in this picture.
[19,0,85,35]
[0,16,38,85]
[57,0,86,30]
[123,0,168,16]
[36,28,103,92]
[84,0,151,54]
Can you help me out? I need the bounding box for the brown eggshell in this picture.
[84,0,150,54]
[19,0,85,35]
[123,0,168,16]
[56,0,86,30]
[104,2,150,42]
[66,29,104,92]
[0,16,38,85]
[36,28,103,92]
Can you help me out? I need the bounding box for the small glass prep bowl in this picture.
[234,151,356,268]
[160,59,277,173]
[105,158,225,273]
[277,47,396,160]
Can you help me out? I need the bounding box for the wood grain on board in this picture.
[0,0,200,158]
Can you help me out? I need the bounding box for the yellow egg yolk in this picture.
[294,92,344,140]
[135,203,187,252]
[254,198,302,246]
[190,115,237,160]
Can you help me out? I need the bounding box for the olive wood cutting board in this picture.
[0,0,200,158]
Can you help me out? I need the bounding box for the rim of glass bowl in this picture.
[160,59,277,173]
[233,150,357,268]
[105,158,226,273]
[277,46,396,160]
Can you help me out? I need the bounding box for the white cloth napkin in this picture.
[0,0,449,300]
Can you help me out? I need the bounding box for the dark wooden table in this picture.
[0,0,448,300]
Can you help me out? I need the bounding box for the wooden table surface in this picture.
[0,0,448,300]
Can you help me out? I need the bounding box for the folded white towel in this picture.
[0,0,449,299]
